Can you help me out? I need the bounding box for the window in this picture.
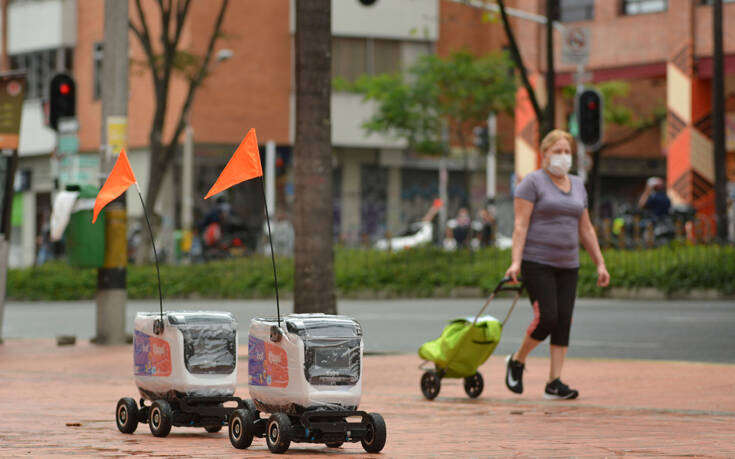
[621,0,668,15]
[559,0,595,22]
[9,48,73,99]
[332,38,367,83]
[332,38,403,83]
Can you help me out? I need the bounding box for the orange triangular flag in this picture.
[204,128,263,199]
[92,149,137,223]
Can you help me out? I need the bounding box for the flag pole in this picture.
[135,182,165,334]
[260,176,281,328]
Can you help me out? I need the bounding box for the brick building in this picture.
[510,0,735,217]
[2,0,734,266]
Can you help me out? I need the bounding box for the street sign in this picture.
[106,116,128,156]
[59,155,99,187]
[58,134,80,154]
[0,72,26,150]
[562,27,590,66]
[58,117,79,134]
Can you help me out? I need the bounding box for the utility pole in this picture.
[712,0,728,241]
[544,0,557,137]
[96,0,128,345]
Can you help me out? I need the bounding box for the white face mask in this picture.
[547,153,572,176]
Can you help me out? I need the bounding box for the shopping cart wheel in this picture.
[421,370,441,400]
[464,372,484,398]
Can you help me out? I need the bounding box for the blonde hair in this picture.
[540,129,576,155]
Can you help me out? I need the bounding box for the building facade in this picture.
[511,0,735,218]
[3,0,734,267]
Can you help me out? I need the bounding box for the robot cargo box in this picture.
[134,311,238,400]
[248,314,363,414]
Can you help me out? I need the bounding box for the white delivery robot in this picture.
[115,311,251,437]
[227,313,386,454]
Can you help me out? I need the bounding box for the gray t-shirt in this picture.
[514,169,587,269]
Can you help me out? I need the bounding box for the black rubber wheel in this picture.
[361,412,387,453]
[464,372,484,398]
[266,413,292,454]
[148,400,173,437]
[116,397,139,434]
[205,424,222,433]
[229,408,255,449]
[326,441,344,448]
[420,370,441,400]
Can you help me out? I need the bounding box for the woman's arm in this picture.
[504,197,534,282]
[578,209,610,287]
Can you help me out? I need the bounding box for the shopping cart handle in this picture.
[493,277,524,293]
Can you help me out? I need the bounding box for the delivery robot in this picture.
[227,313,386,454]
[115,311,249,437]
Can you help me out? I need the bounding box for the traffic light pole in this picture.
[486,113,497,205]
[575,64,587,184]
[95,0,128,345]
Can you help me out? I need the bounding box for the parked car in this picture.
[374,221,433,251]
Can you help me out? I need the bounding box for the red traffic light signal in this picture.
[49,73,76,131]
[577,88,602,149]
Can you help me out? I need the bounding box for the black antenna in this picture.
[135,183,165,334]
[260,176,281,328]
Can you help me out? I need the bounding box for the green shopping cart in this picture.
[418,277,524,400]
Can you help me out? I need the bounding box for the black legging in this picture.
[521,260,579,347]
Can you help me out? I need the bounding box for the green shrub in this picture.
[6,244,734,300]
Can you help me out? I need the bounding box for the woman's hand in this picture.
[597,264,610,287]
[505,261,521,283]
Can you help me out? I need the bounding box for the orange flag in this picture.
[92,149,137,223]
[204,128,263,199]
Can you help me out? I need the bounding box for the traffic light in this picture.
[275,149,290,177]
[49,73,76,131]
[473,125,490,153]
[576,88,602,149]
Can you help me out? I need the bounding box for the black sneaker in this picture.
[504,354,524,394]
[544,378,579,400]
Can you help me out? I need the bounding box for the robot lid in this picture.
[137,311,237,327]
[255,313,362,338]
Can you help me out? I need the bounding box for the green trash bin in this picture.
[66,184,106,268]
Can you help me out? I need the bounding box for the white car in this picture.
[374,221,433,251]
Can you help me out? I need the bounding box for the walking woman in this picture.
[504,129,610,400]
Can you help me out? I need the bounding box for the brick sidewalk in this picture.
[1,339,733,458]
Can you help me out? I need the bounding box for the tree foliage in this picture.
[338,50,516,155]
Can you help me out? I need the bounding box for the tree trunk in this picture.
[293,0,336,314]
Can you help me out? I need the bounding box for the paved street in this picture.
[3,297,735,362]
[1,339,734,457]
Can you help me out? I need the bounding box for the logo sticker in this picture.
[134,330,171,376]
[248,336,288,387]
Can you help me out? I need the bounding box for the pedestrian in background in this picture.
[638,176,671,219]
[504,129,610,400]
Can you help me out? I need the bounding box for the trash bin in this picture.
[65,184,105,268]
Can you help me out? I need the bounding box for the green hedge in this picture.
[7,244,735,301]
